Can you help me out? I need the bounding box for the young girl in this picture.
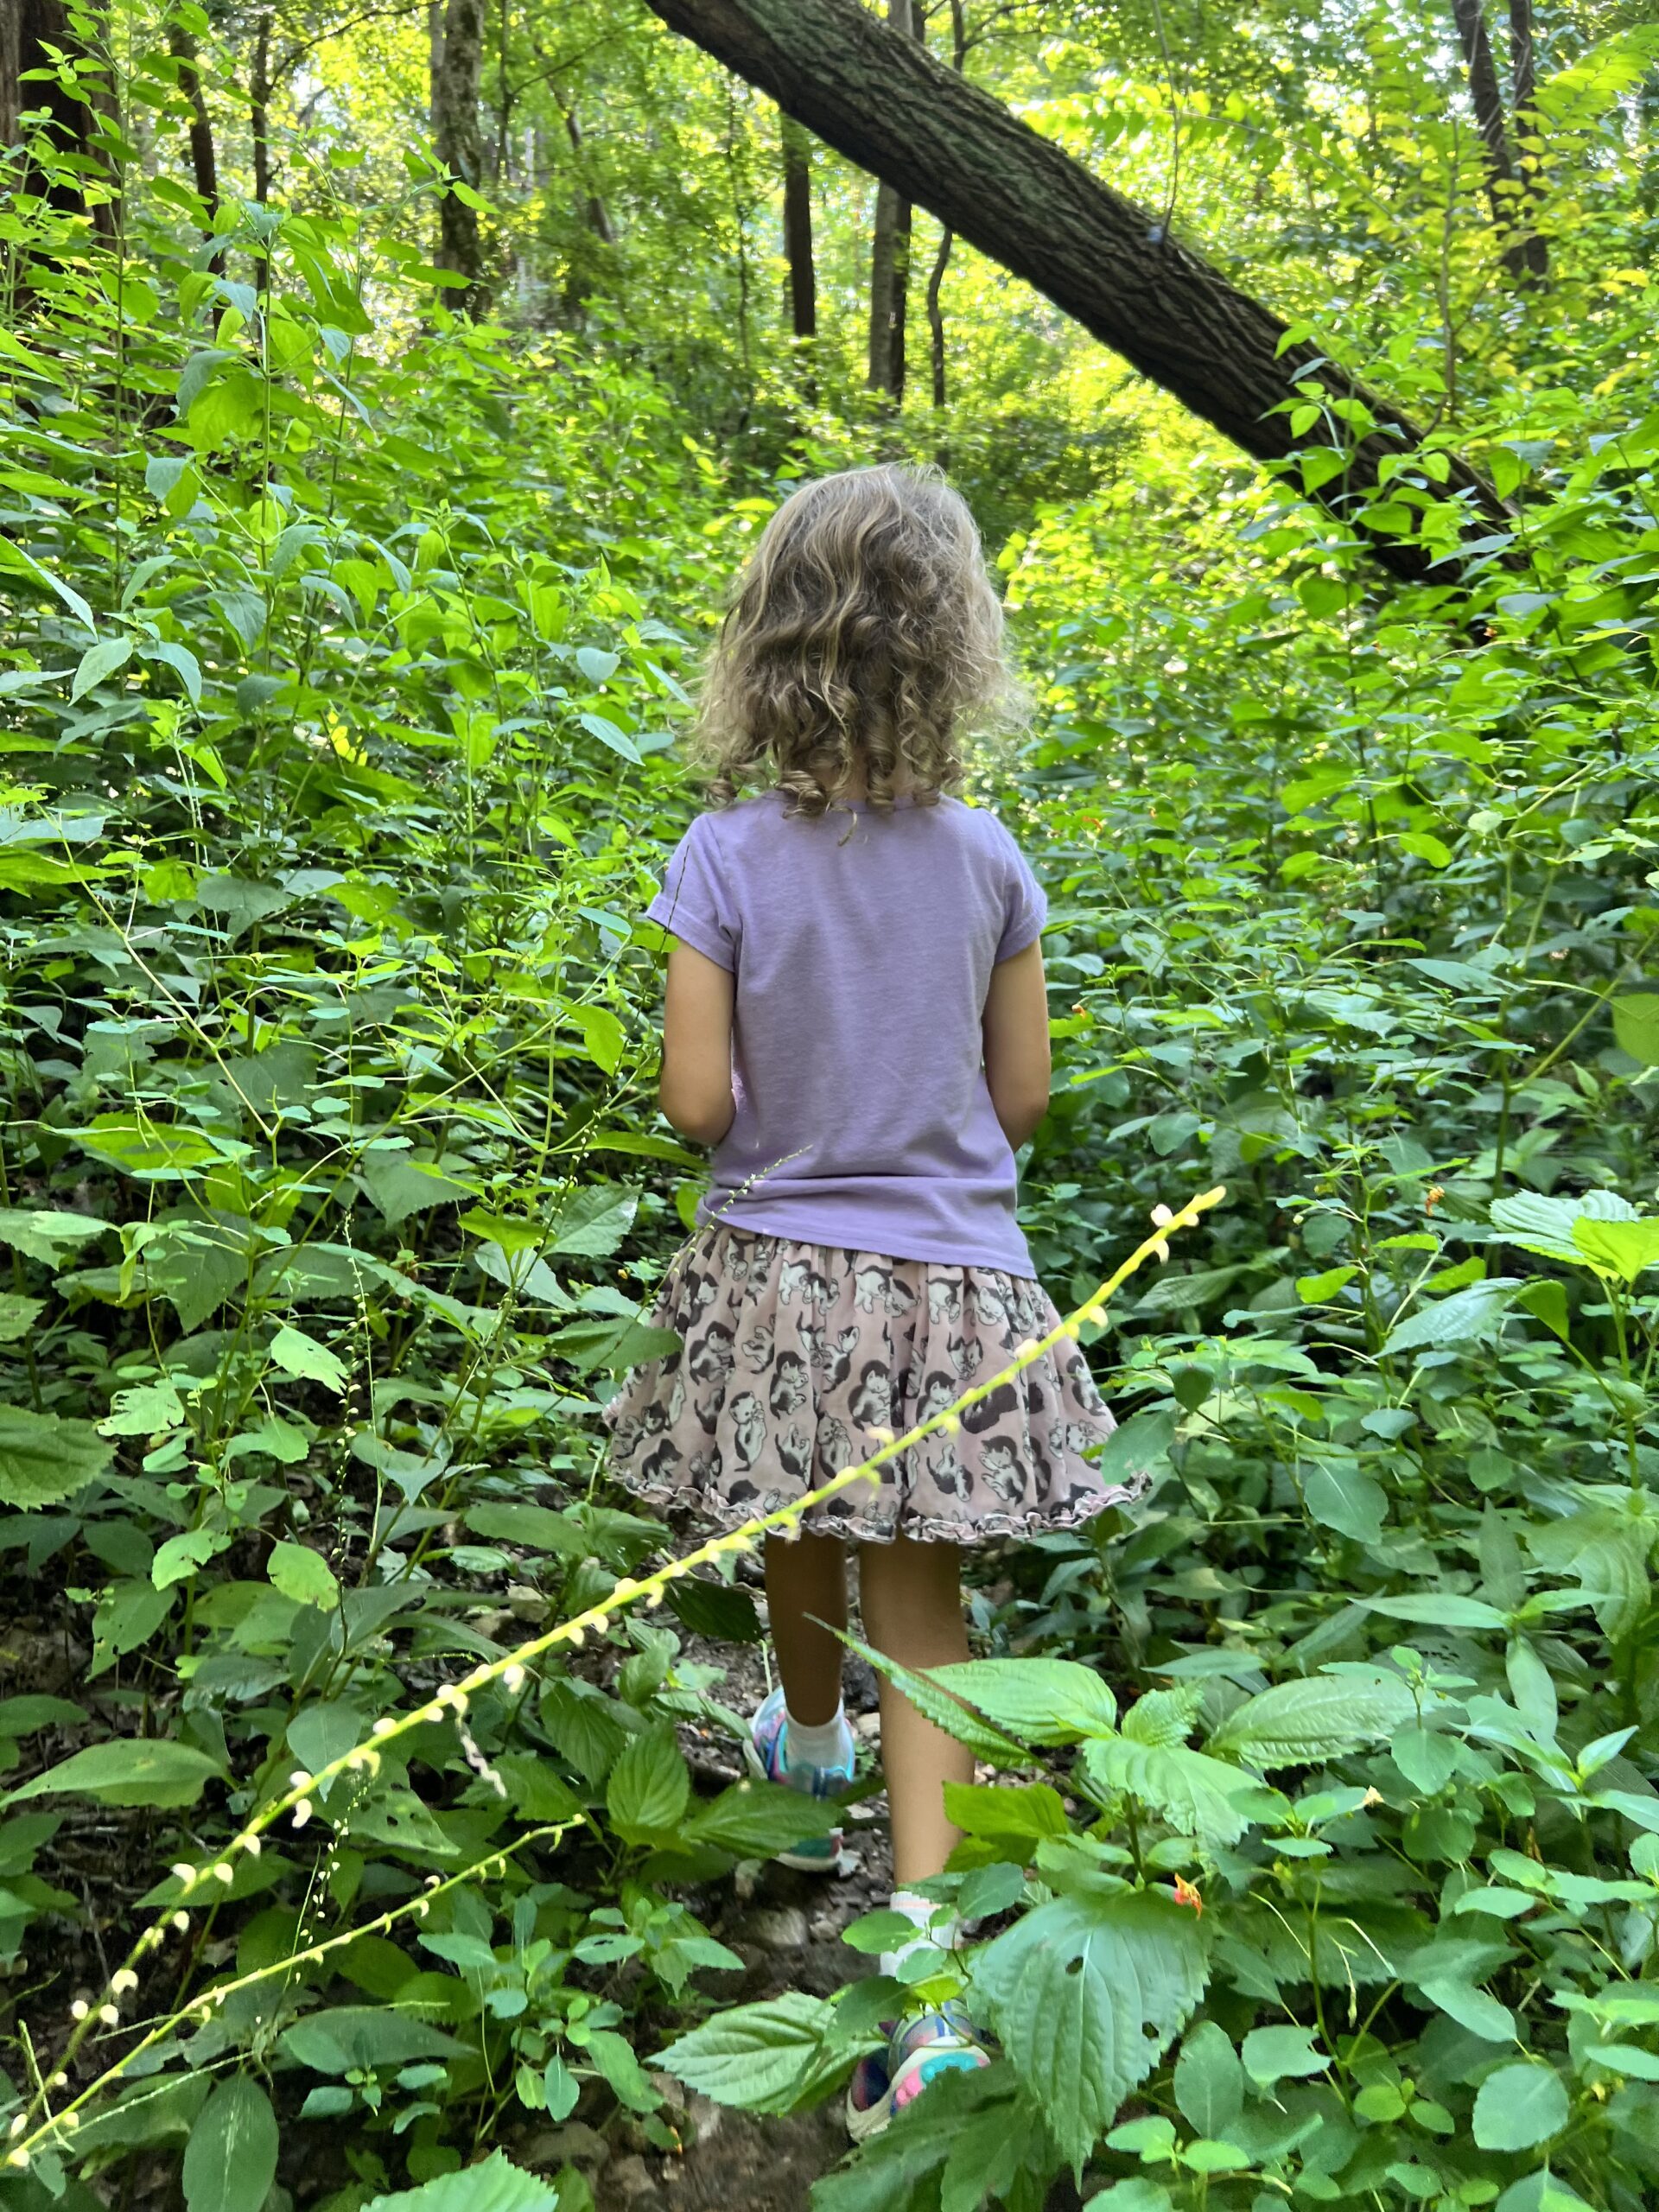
[602,463,1136,2135]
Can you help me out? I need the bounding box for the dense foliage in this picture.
[3,4,1659,2211]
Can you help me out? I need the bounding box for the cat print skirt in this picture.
[600,1224,1134,1546]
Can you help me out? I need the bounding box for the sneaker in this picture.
[747,1688,855,1872]
[845,2002,990,2141]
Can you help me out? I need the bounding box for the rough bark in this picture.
[925,0,966,410]
[1450,0,1544,282]
[251,8,272,205]
[866,0,914,398]
[639,0,1516,583]
[781,114,816,342]
[167,15,223,270]
[1505,0,1548,280]
[2,0,119,244]
[432,0,486,305]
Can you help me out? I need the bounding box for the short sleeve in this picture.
[995,829,1047,963]
[645,816,739,971]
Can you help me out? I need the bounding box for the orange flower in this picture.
[1425,1185,1444,1215]
[1173,1875,1203,1916]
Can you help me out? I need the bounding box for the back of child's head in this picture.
[694,463,1020,817]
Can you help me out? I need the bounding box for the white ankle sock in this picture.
[784,1703,849,1766]
[880,1887,960,1979]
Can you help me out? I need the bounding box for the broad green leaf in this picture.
[943,1780,1071,1842]
[1611,994,1659,1067]
[1173,2020,1243,2137]
[1241,2024,1327,2085]
[359,2153,561,2212]
[1490,1188,1635,1264]
[547,1316,682,1372]
[1300,1459,1388,1546]
[181,2075,279,2212]
[0,1406,113,1507]
[972,1890,1206,2171]
[1472,2062,1570,2151]
[1383,1278,1518,1355]
[927,1656,1117,1745]
[1571,1216,1659,1283]
[70,636,133,703]
[0,1295,43,1344]
[100,1382,186,1438]
[347,1787,460,1859]
[1363,1592,1508,1629]
[358,1148,474,1226]
[1421,1975,1516,2043]
[5,1738,220,1809]
[464,1502,588,1558]
[0,1208,111,1264]
[548,1183,639,1258]
[71,1114,220,1175]
[92,1581,173,1673]
[0,1695,86,1733]
[684,1778,836,1858]
[655,1990,843,2113]
[268,1541,340,1611]
[665,1573,763,1643]
[1208,1671,1414,1770]
[606,1724,690,1842]
[278,2005,464,2075]
[1080,1738,1276,1847]
[567,1003,626,1074]
[270,1325,349,1393]
[840,1629,1028,1765]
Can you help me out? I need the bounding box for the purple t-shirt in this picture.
[645,791,1046,1274]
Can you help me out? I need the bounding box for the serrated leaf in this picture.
[1489,1188,1635,1264]
[1080,1738,1275,1846]
[655,1990,842,2113]
[971,1890,1206,2172]
[927,1656,1117,1746]
[0,1406,114,1507]
[1207,1671,1414,1770]
[0,1208,111,1263]
[606,1724,690,1842]
[664,1574,763,1643]
[839,1630,1028,1765]
[359,2152,561,2212]
[1384,1278,1518,1354]
[548,1183,639,1258]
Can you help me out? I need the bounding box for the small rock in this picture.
[607,2152,656,2200]
[739,1904,810,1950]
[853,1710,881,1741]
[523,2120,609,2174]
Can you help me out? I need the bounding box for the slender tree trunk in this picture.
[926,0,966,411]
[251,9,272,204]
[560,101,617,245]
[780,112,816,400]
[639,0,1516,583]
[3,0,120,243]
[866,0,916,399]
[167,16,224,272]
[432,0,486,308]
[1505,0,1548,280]
[1450,0,1541,282]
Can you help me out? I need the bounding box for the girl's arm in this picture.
[658,939,736,1146]
[982,940,1051,1148]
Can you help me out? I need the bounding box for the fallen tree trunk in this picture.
[640,0,1517,585]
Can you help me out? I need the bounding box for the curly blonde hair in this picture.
[691,463,1020,817]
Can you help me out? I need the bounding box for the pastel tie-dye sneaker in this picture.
[845,2001,991,2140]
[747,1687,855,1872]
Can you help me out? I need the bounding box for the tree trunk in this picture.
[1450,0,1542,282]
[167,15,223,272]
[866,0,914,399]
[2,0,120,245]
[1505,0,1548,281]
[781,114,816,340]
[560,101,617,245]
[926,0,966,411]
[251,8,272,205]
[432,0,486,308]
[639,0,1516,583]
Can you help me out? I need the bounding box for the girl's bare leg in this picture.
[859,1536,975,1885]
[763,1533,848,1725]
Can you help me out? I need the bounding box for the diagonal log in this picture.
[640,0,1518,584]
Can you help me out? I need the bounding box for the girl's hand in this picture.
[659,938,736,1146]
[982,940,1051,1149]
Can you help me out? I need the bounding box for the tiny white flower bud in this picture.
[111,1969,137,1995]
[238,1833,262,1858]
[502,1665,525,1693]
[172,1911,190,1933]
[289,1770,312,1790]
[70,1999,88,2021]
[213,1863,233,1885]
[9,2114,26,2136]
[98,2005,118,2025]
[7,2147,28,2168]
[169,1862,195,1886]
[372,1717,398,1737]
[292,1798,313,1829]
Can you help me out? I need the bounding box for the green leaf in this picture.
[0,1208,111,1263]
[926,1656,1118,1746]
[1173,2021,1243,2137]
[268,1541,340,1611]
[278,2005,464,2075]
[71,1114,220,1176]
[665,1574,763,1643]
[358,1149,474,1226]
[181,2075,279,2212]
[70,636,132,703]
[1080,1739,1275,1847]
[1207,1671,1414,1769]
[464,1502,588,1558]
[547,1317,682,1372]
[92,1581,173,1673]
[1363,1592,1508,1628]
[606,1724,691,1842]
[0,1295,43,1344]
[1241,2024,1327,2085]
[567,1003,626,1074]
[347,1787,461,1860]
[359,2155,563,2212]
[548,1183,639,1258]
[270,1325,349,1393]
[943,1780,1071,1843]
[684,1778,836,1858]
[839,1630,1028,1766]
[1611,994,1659,1067]
[0,1695,86,1733]
[0,1406,113,1507]
[1300,1459,1388,1546]
[1384,1278,1518,1354]
[971,1890,1206,2172]
[1473,2063,1570,2152]
[5,1738,220,1809]
[655,1990,843,2113]
[1489,1188,1635,1264]
[1571,1216,1659,1283]
[1421,1975,1516,2043]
